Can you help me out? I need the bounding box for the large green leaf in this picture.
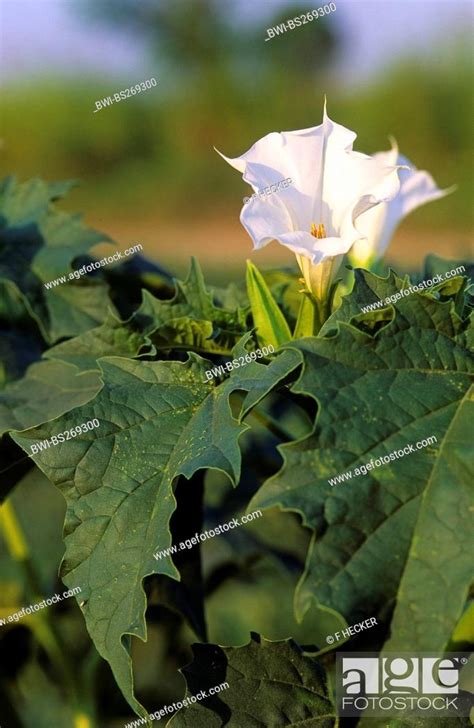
[0,360,101,436]
[383,385,474,651]
[251,287,473,652]
[0,175,71,224]
[11,350,300,720]
[168,634,335,727]
[0,176,115,343]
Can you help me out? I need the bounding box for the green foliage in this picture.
[0,360,101,435]
[11,350,299,719]
[0,176,114,346]
[246,260,292,348]
[44,258,248,371]
[384,385,473,652]
[1,179,472,724]
[252,270,473,653]
[169,635,336,727]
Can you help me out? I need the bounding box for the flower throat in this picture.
[311,223,326,239]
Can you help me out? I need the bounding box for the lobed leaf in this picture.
[251,283,473,653]
[45,259,248,370]
[169,634,335,727]
[11,350,300,719]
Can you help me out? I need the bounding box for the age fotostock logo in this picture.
[336,653,471,717]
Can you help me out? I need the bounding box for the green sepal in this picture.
[246,260,292,348]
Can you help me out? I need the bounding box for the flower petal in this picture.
[239,193,294,251]
[277,232,351,264]
[219,107,405,265]
[240,194,353,264]
[218,105,358,233]
[353,147,453,263]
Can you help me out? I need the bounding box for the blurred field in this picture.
[1,1,472,280]
[90,211,472,283]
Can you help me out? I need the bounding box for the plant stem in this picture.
[247,404,295,441]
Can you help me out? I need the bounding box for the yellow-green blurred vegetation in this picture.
[1,0,472,275]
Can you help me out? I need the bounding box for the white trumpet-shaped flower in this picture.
[350,140,452,268]
[217,104,402,302]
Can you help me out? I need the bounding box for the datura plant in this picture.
[219,103,450,334]
[0,159,471,727]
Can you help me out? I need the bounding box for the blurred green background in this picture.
[1,0,473,281]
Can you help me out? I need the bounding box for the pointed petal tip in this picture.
[442,183,457,197]
[388,135,399,156]
[214,146,230,162]
[323,96,329,123]
[215,145,247,173]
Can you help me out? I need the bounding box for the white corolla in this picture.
[350,140,452,268]
[218,104,403,302]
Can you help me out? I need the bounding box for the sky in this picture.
[1,0,472,84]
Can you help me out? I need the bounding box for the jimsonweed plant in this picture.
[0,155,471,727]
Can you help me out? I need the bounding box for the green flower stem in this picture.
[312,278,341,335]
[312,296,332,335]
